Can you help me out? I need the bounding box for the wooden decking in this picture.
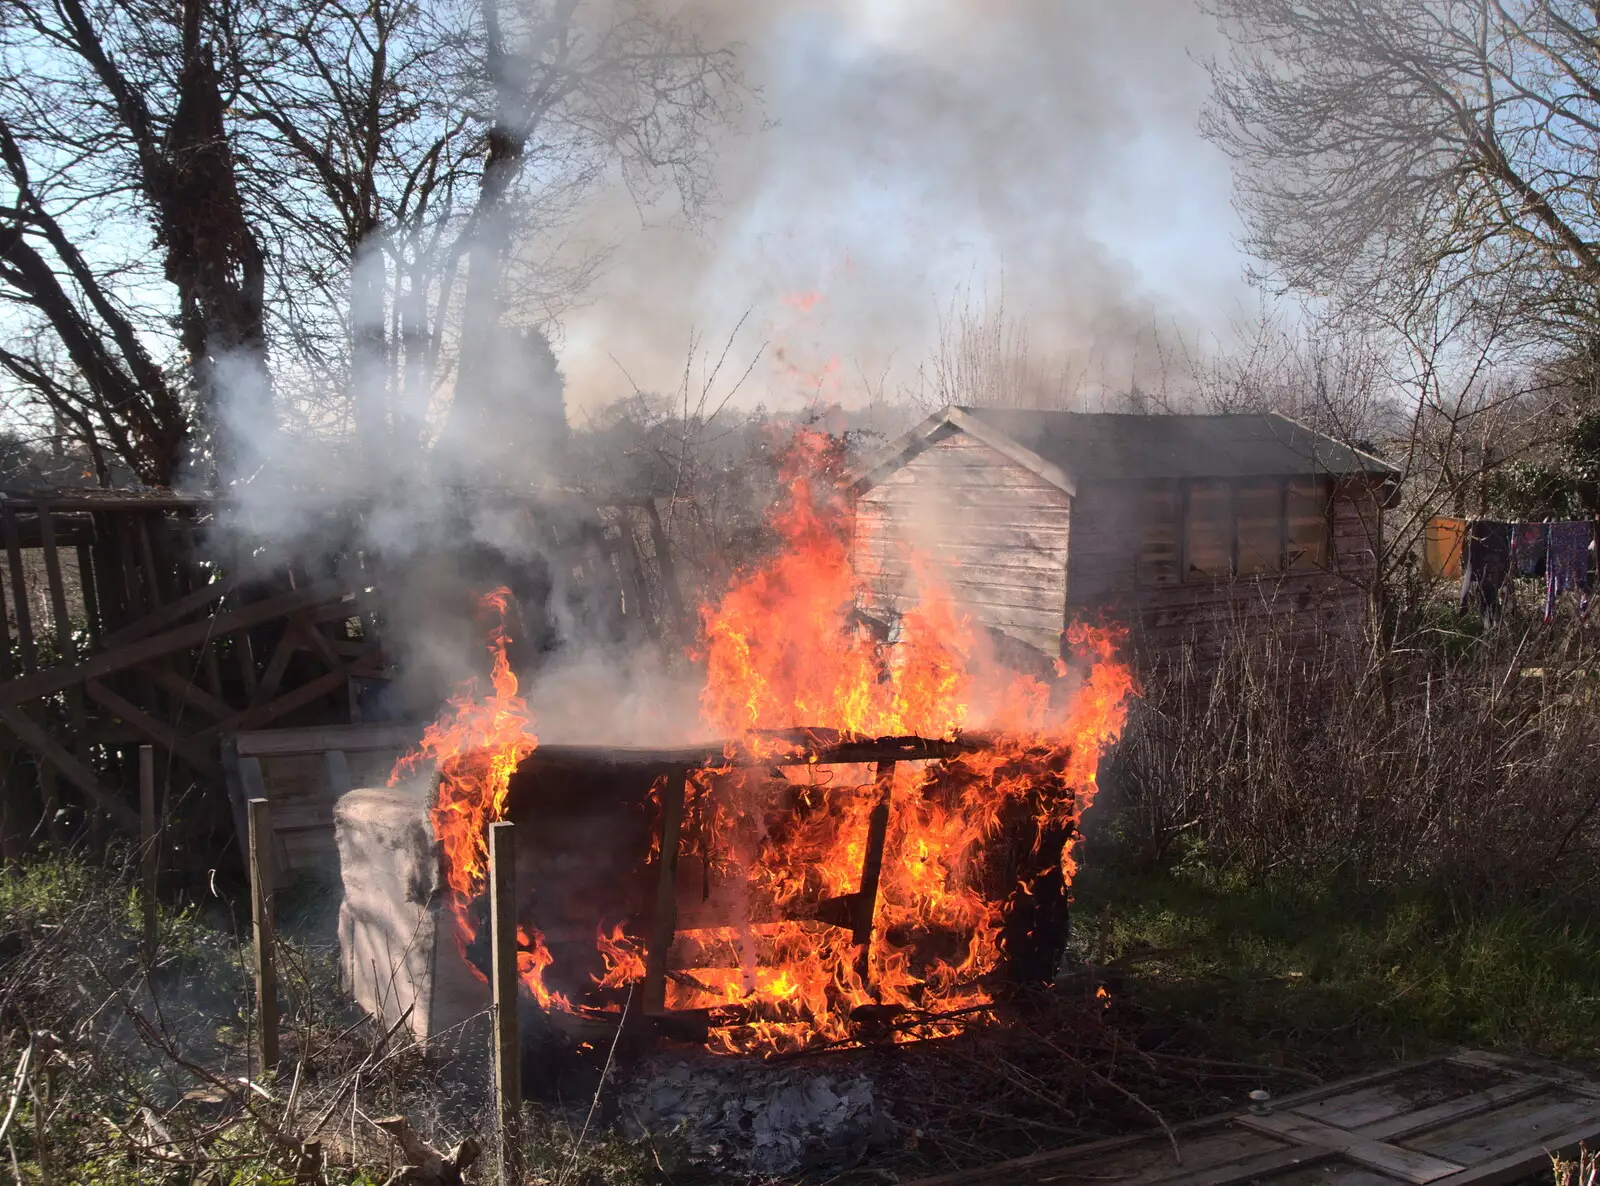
[907,1050,1600,1186]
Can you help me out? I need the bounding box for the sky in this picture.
[555,0,1254,419]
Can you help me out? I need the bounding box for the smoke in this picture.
[208,0,1237,737]
[559,0,1245,414]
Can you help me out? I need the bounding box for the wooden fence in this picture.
[0,488,684,867]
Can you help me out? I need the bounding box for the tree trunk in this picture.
[162,0,271,485]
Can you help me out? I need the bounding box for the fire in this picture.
[402,428,1137,1056]
[657,433,1134,1052]
[594,922,647,991]
[390,588,560,1007]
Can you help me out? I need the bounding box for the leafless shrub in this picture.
[1104,604,1600,906]
[0,853,495,1180]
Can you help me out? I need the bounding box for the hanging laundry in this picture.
[1544,521,1594,622]
[1424,516,1467,581]
[1459,520,1512,624]
[1511,521,1548,578]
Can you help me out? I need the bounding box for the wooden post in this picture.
[2,503,37,672]
[488,821,520,1174]
[247,797,279,1071]
[642,768,688,1015]
[853,760,896,945]
[853,760,896,984]
[139,745,157,959]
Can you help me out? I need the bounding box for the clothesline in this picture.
[1428,516,1598,624]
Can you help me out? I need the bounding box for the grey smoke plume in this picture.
[560,0,1245,413]
[211,0,1239,734]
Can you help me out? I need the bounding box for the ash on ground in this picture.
[619,1057,895,1176]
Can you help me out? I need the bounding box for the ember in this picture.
[395,430,1136,1056]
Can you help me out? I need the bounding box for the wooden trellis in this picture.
[0,488,685,863]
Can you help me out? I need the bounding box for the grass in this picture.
[7,849,1600,1183]
[1071,868,1600,1075]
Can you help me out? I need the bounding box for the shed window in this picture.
[1236,482,1283,575]
[1286,477,1331,571]
[1185,482,1232,579]
[1173,477,1332,583]
[1137,485,1181,586]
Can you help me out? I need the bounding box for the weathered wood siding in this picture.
[854,431,1071,656]
[1067,476,1382,662]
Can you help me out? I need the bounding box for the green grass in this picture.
[1071,869,1600,1073]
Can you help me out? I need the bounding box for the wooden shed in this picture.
[847,406,1399,665]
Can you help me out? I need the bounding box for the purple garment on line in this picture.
[1511,522,1548,577]
[1544,521,1594,622]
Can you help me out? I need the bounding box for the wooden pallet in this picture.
[906,1050,1600,1186]
[222,723,421,876]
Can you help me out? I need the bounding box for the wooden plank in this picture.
[862,494,1073,524]
[488,820,520,1169]
[857,525,1071,554]
[217,738,250,867]
[102,573,241,648]
[0,703,137,831]
[858,549,1070,576]
[1238,1112,1464,1182]
[643,768,688,1015]
[1295,1064,1505,1130]
[877,466,1065,493]
[240,754,268,802]
[83,679,220,778]
[221,652,382,734]
[250,621,303,709]
[233,723,420,758]
[1406,1096,1600,1165]
[235,619,259,701]
[139,745,157,959]
[859,567,1068,598]
[135,513,166,611]
[21,492,214,511]
[1428,1116,1600,1186]
[1359,1082,1552,1142]
[0,582,351,708]
[89,523,128,637]
[144,662,234,721]
[852,761,894,946]
[37,505,75,662]
[248,797,280,1070]
[1146,1144,1334,1186]
[175,517,225,702]
[75,542,101,651]
[116,513,148,619]
[900,1061,1440,1186]
[2,504,37,672]
[0,548,13,680]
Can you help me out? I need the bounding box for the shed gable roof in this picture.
[848,406,1399,492]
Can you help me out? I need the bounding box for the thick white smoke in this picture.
[559,0,1247,414]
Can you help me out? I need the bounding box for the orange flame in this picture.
[402,430,1137,1056]
[667,429,1136,1052]
[594,922,647,991]
[390,588,561,1007]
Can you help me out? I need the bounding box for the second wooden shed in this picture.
[847,406,1399,664]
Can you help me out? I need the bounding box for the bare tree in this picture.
[1201,0,1600,348]
[230,0,483,468]
[0,0,743,489]
[0,0,269,485]
[441,0,744,473]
